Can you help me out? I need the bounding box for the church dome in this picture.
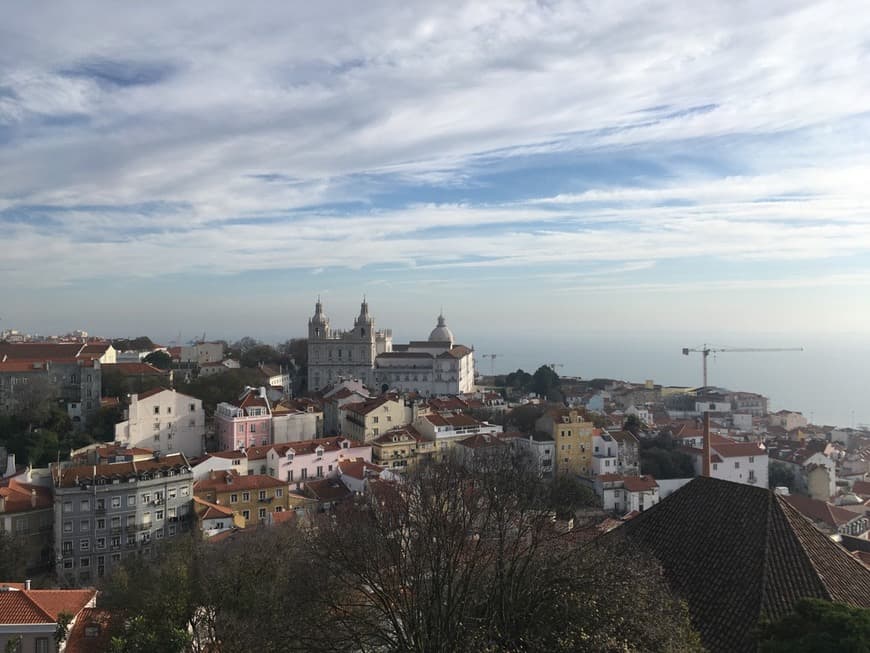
[428,313,454,344]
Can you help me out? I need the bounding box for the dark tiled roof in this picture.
[612,476,870,653]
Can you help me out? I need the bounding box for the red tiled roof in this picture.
[102,362,168,376]
[371,425,426,445]
[193,496,235,520]
[622,475,659,492]
[194,471,286,493]
[134,386,171,400]
[55,453,190,487]
[457,433,507,449]
[0,591,53,624]
[713,442,766,458]
[28,589,95,621]
[305,478,352,502]
[852,480,870,498]
[338,458,383,480]
[64,607,114,653]
[783,494,862,529]
[341,395,398,416]
[0,479,53,513]
[270,437,366,457]
[423,412,481,428]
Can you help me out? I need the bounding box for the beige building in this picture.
[535,408,596,476]
[339,395,411,442]
[371,425,436,470]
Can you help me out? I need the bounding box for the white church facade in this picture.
[307,300,475,396]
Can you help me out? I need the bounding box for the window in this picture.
[63,501,73,513]
[35,638,50,653]
[275,488,283,497]
[287,470,294,482]
[373,416,379,424]
[180,486,189,497]
[127,495,136,507]
[734,462,740,469]
[142,493,151,504]
[96,498,105,512]
[156,510,164,520]
[126,515,135,527]
[111,497,121,508]
[80,519,90,532]
[111,517,120,529]
[258,508,266,519]
[242,510,250,520]
[96,518,105,530]
[749,456,755,463]
[167,406,171,414]
[230,494,238,504]
[748,470,757,482]
[301,468,308,480]
[96,537,106,550]
[80,539,90,551]
[316,466,324,478]
[259,490,266,500]
[154,406,160,415]
[80,499,90,512]
[242,492,251,501]
[251,424,256,433]
[190,404,196,412]
[168,487,177,500]
[64,521,73,534]
[712,463,718,471]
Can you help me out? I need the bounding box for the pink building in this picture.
[215,387,272,450]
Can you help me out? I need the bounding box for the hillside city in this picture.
[1,301,869,651]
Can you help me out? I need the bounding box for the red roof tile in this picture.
[64,607,114,653]
[194,471,286,493]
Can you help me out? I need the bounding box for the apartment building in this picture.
[52,453,194,586]
[114,388,206,458]
[535,408,596,476]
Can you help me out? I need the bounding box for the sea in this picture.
[468,331,870,430]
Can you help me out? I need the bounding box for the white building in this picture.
[594,474,660,515]
[271,399,322,443]
[682,435,769,488]
[307,299,475,396]
[190,450,248,481]
[591,431,618,476]
[513,432,555,477]
[115,388,206,458]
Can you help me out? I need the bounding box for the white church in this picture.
[307,299,476,396]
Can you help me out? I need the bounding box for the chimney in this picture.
[30,489,36,508]
[24,579,31,591]
[702,412,712,477]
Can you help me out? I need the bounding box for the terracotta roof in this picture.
[457,433,507,449]
[236,389,269,410]
[134,386,172,400]
[64,607,114,653]
[613,476,870,653]
[341,395,398,416]
[28,589,95,620]
[193,496,235,520]
[305,477,352,502]
[371,425,426,445]
[206,450,247,460]
[0,479,53,513]
[55,453,190,487]
[269,437,365,457]
[194,470,286,493]
[423,412,481,428]
[102,362,168,375]
[338,458,384,480]
[0,342,109,361]
[712,442,766,458]
[0,591,53,624]
[243,444,272,461]
[852,480,870,498]
[622,475,659,492]
[782,494,863,530]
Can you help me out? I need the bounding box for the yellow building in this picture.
[193,471,310,527]
[535,408,595,476]
[371,425,437,470]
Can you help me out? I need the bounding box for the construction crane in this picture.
[682,344,803,388]
[480,353,502,376]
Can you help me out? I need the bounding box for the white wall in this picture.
[116,389,206,458]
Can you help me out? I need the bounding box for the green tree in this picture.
[758,599,870,653]
[12,376,57,432]
[111,337,155,352]
[87,404,125,442]
[0,531,26,580]
[549,473,599,519]
[506,403,545,433]
[769,462,796,491]
[143,350,172,370]
[531,365,561,399]
[239,343,282,369]
[176,368,266,417]
[623,413,644,436]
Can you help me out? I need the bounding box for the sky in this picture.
[2,1,870,359]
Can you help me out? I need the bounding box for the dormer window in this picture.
[315,446,324,457]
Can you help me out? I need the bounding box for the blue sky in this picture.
[2,0,870,347]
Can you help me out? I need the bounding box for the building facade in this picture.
[215,387,272,451]
[535,408,596,476]
[114,388,206,458]
[52,453,194,585]
[306,300,475,396]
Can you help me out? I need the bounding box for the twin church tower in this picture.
[307,298,474,396]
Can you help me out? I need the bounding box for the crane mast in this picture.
[681,344,803,387]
